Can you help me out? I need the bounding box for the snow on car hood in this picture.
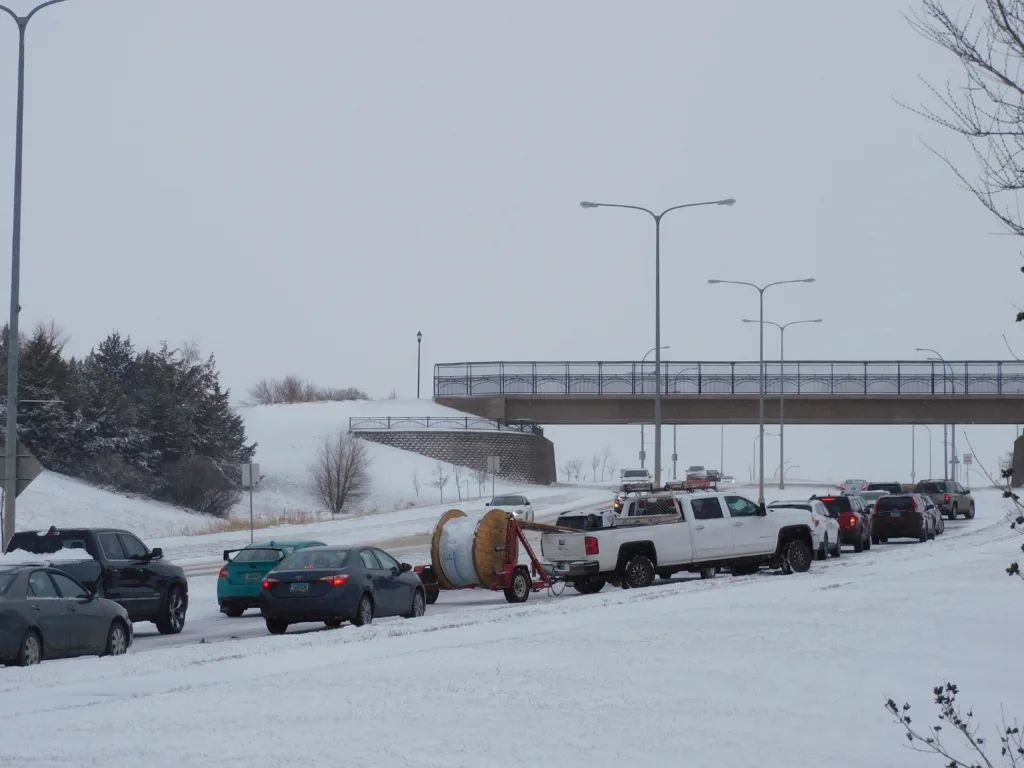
[0,548,94,565]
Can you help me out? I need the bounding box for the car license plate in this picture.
[891,511,900,517]
[290,582,308,593]
[246,572,261,581]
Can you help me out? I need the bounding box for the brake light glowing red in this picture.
[944,493,950,502]
[822,497,836,502]
[840,512,857,528]
[318,574,350,588]
[262,577,279,590]
[585,536,599,555]
[218,567,228,579]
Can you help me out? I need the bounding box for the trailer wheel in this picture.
[504,568,531,604]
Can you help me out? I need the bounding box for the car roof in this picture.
[249,540,324,548]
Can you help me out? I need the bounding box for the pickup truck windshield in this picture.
[622,471,648,478]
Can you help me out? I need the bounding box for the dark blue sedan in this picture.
[258,545,426,634]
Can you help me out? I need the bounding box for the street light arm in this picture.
[658,199,735,218]
[708,279,761,291]
[741,318,782,330]
[764,278,816,292]
[25,0,69,22]
[0,5,18,22]
[580,202,657,221]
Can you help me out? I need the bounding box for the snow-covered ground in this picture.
[11,398,582,539]
[2,488,1018,767]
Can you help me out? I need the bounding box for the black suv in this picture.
[7,526,189,634]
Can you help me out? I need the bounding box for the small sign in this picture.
[639,450,646,461]
[0,439,42,497]
[241,463,260,488]
[963,454,973,466]
[486,456,501,473]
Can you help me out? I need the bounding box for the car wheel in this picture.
[863,531,872,551]
[265,618,288,635]
[871,535,880,545]
[781,538,812,574]
[950,504,958,521]
[352,594,374,626]
[503,568,531,603]
[621,554,656,589]
[832,539,842,557]
[937,516,945,534]
[324,619,343,629]
[817,537,828,561]
[155,585,186,635]
[221,605,244,618]
[404,589,426,618]
[919,526,928,543]
[853,534,864,553]
[966,503,975,520]
[699,566,716,580]
[103,621,129,657]
[17,630,41,666]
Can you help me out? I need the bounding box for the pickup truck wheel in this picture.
[504,569,531,603]
[781,539,812,574]
[155,585,186,635]
[918,526,928,543]
[622,554,656,589]
[732,564,759,577]
[870,535,880,546]
[949,504,958,520]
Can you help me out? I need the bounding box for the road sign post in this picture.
[486,455,500,496]
[241,462,260,544]
[0,438,42,551]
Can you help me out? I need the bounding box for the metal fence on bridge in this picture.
[433,361,1024,397]
[349,416,543,435]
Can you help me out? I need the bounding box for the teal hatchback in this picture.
[218,540,326,616]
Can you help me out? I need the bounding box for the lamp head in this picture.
[707,279,722,284]
[579,201,599,209]
[802,278,816,283]
[717,198,736,206]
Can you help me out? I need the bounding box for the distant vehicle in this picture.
[913,480,975,521]
[914,494,944,535]
[721,475,736,485]
[259,545,425,634]
[6,526,188,635]
[620,468,652,482]
[871,494,934,543]
[867,482,905,495]
[0,562,132,666]
[770,499,841,559]
[858,489,890,513]
[706,469,723,483]
[685,466,708,480]
[487,494,534,522]
[218,540,326,617]
[811,495,872,552]
[839,479,868,494]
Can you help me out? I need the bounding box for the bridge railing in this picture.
[349,416,543,434]
[433,361,1024,397]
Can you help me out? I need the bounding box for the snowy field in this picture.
[11,398,582,539]
[1,488,1018,767]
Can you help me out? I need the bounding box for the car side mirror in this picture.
[962,489,970,494]
[400,562,412,572]
[149,547,163,560]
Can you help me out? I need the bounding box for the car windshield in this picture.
[915,481,947,493]
[278,549,350,570]
[861,491,888,501]
[0,572,16,596]
[817,497,851,514]
[687,466,704,471]
[623,471,647,478]
[877,496,918,512]
[233,547,287,564]
[489,496,522,506]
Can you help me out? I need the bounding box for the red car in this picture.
[811,495,872,552]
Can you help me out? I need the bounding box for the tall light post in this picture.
[581,197,736,486]
[709,278,816,505]
[416,331,422,399]
[752,431,779,483]
[740,317,822,490]
[912,424,933,481]
[0,0,70,552]
[638,345,669,470]
[917,348,955,481]
[668,363,698,481]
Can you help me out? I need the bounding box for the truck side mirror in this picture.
[150,547,164,560]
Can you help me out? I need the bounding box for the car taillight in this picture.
[262,577,279,590]
[840,512,857,528]
[218,567,228,579]
[318,574,350,587]
[585,536,599,555]
[813,517,820,527]
[944,493,950,502]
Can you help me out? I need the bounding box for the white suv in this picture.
[487,494,534,522]
[769,499,841,559]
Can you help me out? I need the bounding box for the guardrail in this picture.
[433,361,1024,397]
[349,416,543,435]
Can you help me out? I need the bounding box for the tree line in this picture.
[0,322,254,516]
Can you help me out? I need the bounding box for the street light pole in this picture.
[416,331,422,399]
[752,431,779,483]
[740,317,822,491]
[709,278,816,505]
[0,0,70,552]
[638,345,668,470]
[581,197,736,487]
[917,349,955,482]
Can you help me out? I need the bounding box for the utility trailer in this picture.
[663,478,717,492]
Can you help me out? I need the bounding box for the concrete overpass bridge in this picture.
[433,360,1024,425]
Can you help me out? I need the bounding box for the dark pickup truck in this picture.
[7,526,189,635]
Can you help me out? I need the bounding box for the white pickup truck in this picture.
[540,491,815,593]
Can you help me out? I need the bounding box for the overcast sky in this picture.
[0,0,1017,483]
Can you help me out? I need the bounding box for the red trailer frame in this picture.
[414,516,553,604]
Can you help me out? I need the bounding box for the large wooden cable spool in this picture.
[430,508,514,590]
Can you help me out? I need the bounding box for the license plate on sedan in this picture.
[246,572,262,581]
[891,511,900,517]
[290,582,309,593]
